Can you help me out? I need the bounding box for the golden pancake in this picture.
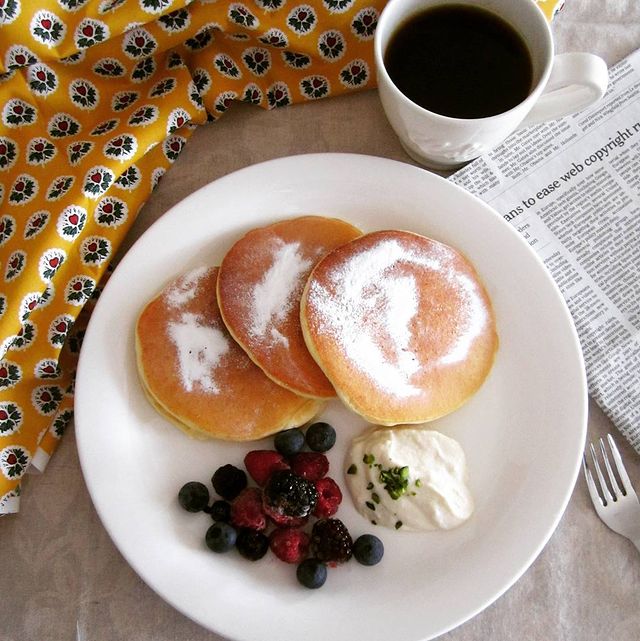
[136,266,322,441]
[300,230,498,425]
[136,366,209,440]
[217,216,362,399]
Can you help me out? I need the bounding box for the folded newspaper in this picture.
[450,48,640,454]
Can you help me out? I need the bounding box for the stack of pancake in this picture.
[135,217,498,440]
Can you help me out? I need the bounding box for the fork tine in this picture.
[607,434,632,497]
[582,454,604,508]
[599,437,621,498]
[589,442,613,505]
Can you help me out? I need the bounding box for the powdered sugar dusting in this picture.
[440,273,488,365]
[382,274,421,377]
[249,240,312,347]
[167,312,230,394]
[307,237,488,397]
[270,327,289,347]
[165,266,209,308]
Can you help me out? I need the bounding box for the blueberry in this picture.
[206,522,237,553]
[236,528,269,561]
[212,464,247,500]
[353,534,384,566]
[209,499,231,522]
[305,422,336,452]
[296,558,328,589]
[178,481,209,512]
[274,428,305,457]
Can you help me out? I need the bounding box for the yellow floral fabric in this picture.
[0,0,558,514]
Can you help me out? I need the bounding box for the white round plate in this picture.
[76,154,587,641]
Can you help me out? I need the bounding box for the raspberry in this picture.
[263,470,318,526]
[269,527,310,564]
[290,452,329,481]
[266,511,308,528]
[313,477,342,518]
[230,487,267,531]
[244,450,290,487]
[311,518,353,565]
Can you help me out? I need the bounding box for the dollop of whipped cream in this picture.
[345,425,474,531]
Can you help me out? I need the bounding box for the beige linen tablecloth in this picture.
[1,1,639,639]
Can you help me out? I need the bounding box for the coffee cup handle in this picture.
[518,52,609,128]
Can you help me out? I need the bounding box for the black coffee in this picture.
[384,4,534,119]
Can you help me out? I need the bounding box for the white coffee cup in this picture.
[374,0,609,169]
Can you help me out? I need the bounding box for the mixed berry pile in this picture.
[177,421,383,589]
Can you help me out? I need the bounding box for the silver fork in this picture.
[582,434,640,553]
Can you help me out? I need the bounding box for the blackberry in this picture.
[178,481,209,512]
[305,422,336,452]
[311,518,353,564]
[236,528,269,561]
[212,464,247,500]
[263,470,318,520]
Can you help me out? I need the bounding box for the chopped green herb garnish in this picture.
[363,453,375,465]
[365,501,376,511]
[347,463,357,475]
[366,482,374,490]
[415,479,422,488]
[395,520,403,530]
[372,492,380,504]
[379,465,410,500]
